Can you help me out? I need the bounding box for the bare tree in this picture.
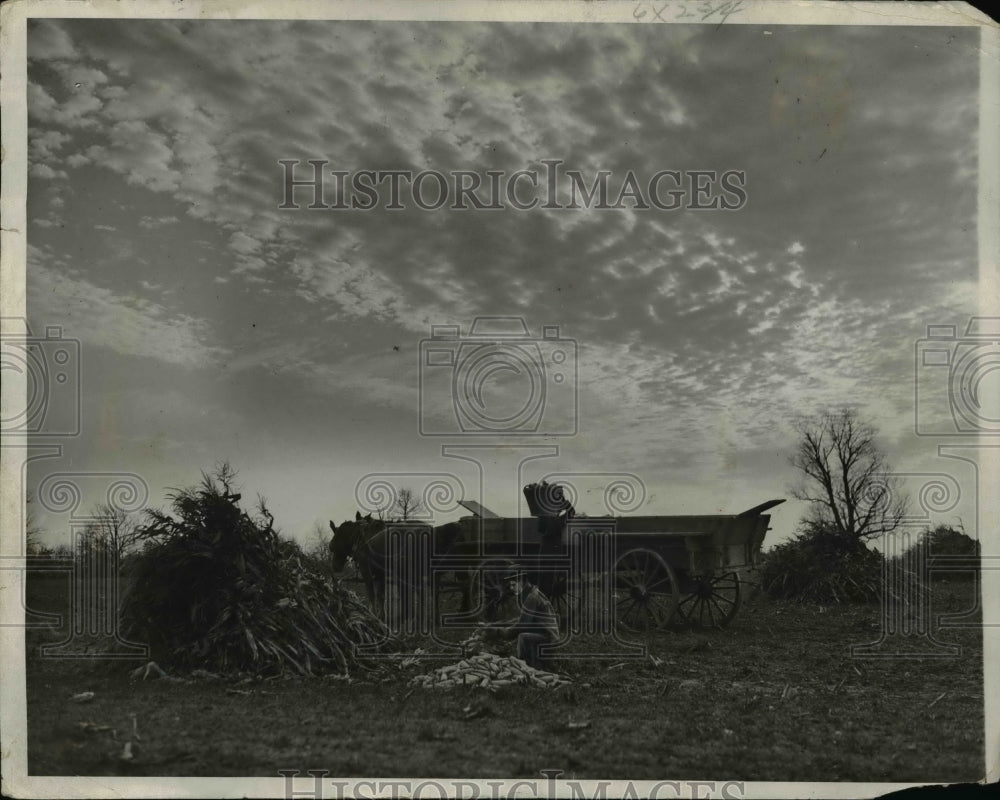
[305,520,332,561]
[790,408,907,544]
[392,488,424,521]
[50,543,74,559]
[89,502,142,565]
[26,490,43,555]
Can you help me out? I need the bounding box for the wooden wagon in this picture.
[436,489,784,632]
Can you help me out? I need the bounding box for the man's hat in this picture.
[493,560,521,581]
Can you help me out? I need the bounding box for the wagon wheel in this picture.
[432,568,477,633]
[612,548,680,632]
[676,572,741,629]
[546,572,582,627]
[475,559,518,623]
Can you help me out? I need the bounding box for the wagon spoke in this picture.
[705,597,718,627]
[641,554,661,586]
[677,593,698,611]
[473,559,519,623]
[613,548,679,633]
[619,599,639,630]
[434,569,479,632]
[677,572,742,629]
[648,595,673,627]
[549,574,581,631]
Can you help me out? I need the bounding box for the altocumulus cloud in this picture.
[24,19,981,535]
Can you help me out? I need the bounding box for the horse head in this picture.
[329,511,375,573]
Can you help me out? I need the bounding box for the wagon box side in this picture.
[609,503,781,630]
[683,514,774,575]
[454,516,549,555]
[613,508,778,576]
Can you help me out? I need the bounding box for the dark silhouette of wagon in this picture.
[435,483,784,632]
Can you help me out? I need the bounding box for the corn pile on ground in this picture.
[409,653,570,690]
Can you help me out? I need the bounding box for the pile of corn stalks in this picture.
[120,469,395,676]
[409,653,570,690]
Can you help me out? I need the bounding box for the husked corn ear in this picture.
[408,654,571,690]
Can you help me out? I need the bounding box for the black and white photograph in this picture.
[1,1,997,797]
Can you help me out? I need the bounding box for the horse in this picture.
[329,512,380,608]
[329,513,469,625]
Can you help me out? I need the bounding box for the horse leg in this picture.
[373,574,387,620]
[395,574,412,631]
[360,560,383,619]
[397,579,408,629]
[395,555,415,630]
[364,575,379,617]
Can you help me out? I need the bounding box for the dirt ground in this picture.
[23,579,985,782]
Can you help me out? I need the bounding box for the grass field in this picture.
[23,578,984,782]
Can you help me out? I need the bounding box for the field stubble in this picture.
[24,579,984,782]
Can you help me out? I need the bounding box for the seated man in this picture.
[493,567,560,672]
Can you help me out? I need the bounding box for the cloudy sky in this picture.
[23,17,982,548]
